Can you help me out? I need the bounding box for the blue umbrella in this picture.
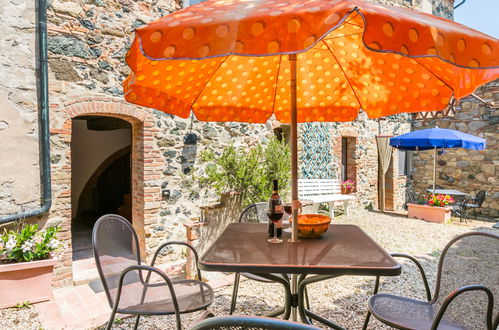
[390,127,486,194]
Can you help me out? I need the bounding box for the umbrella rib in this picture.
[190,56,230,110]
[321,40,364,111]
[412,58,454,92]
[322,32,363,41]
[270,54,283,115]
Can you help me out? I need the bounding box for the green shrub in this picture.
[199,137,291,207]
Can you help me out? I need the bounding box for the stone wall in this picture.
[411,80,498,218]
[0,0,39,215]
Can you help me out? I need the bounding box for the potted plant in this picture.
[407,194,454,223]
[341,180,355,194]
[0,223,61,308]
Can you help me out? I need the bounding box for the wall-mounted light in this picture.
[161,182,170,200]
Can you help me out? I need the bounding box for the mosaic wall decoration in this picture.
[300,123,334,179]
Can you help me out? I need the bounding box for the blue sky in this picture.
[453,0,499,38]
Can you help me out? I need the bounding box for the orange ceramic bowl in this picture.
[291,214,331,238]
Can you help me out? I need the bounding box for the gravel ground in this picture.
[0,305,41,330]
[2,210,495,330]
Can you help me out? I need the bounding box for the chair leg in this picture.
[362,311,372,330]
[106,308,118,330]
[230,272,241,315]
[304,286,311,310]
[133,314,141,330]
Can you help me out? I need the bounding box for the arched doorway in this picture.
[71,116,132,264]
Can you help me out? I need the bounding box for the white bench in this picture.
[298,179,355,217]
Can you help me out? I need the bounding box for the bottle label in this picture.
[275,204,283,213]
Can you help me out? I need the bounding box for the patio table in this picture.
[199,223,401,329]
[425,189,469,197]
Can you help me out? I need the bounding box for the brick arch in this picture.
[58,98,150,262]
[64,97,148,123]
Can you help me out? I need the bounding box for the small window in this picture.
[398,150,411,176]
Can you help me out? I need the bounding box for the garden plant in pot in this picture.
[407,194,454,223]
[0,223,61,308]
[341,180,355,194]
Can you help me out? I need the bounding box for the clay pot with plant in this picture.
[0,223,61,308]
[341,180,355,194]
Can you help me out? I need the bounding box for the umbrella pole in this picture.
[290,53,299,244]
[433,147,437,195]
[289,53,299,322]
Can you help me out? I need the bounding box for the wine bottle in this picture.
[267,179,283,237]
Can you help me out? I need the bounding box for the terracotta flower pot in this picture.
[407,203,452,223]
[341,187,352,194]
[0,258,56,308]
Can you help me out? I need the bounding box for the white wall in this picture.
[71,119,131,217]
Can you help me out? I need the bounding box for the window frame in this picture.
[398,149,411,176]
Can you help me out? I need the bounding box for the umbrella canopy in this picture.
[123,0,499,240]
[389,127,487,150]
[389,127,486,194]
[124,0,499,122]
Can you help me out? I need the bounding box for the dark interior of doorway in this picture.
[71,116,132,263]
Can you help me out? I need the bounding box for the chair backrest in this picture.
[433,231,499,329]
[475,190,487,206]
[405,189,420,205]
[191,316,321,330]
[238,202,268,223]
[92,214,141,308]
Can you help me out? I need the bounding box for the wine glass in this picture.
[283,203,293,233]
[283,202,301,233]
[267,211,284,243]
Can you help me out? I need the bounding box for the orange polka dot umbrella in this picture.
[123,0,499,245]
[124,0,498,123]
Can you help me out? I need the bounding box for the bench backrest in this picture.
[298,179,341,198]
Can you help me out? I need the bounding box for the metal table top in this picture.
[199,223,401,277]
[426,189,469,196]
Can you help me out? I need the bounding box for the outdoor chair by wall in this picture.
[92,214,214,330]
[229,203,310,316]
[467,190,487,219]
[451,197,470,223]
[405,189,423,209]
[363,231,499,330]
[192,315,321,330]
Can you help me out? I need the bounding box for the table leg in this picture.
[252,273,292,320]
[329,201,335,217]
[291,273,298,321]
[343,201,349,216]
[297,274,346,330]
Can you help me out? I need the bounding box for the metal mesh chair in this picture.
[230,203,310,317]
[92,214,214,330]
[467,190,487,219]
[405,189,423,209]
[364,231,499,330]
[191,315,321,329]
[451,197,470,223]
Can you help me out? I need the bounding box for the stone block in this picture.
[468,121,488,131]
[51,0,83,17]
[456,161,470,168]
[480,164,495,174]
